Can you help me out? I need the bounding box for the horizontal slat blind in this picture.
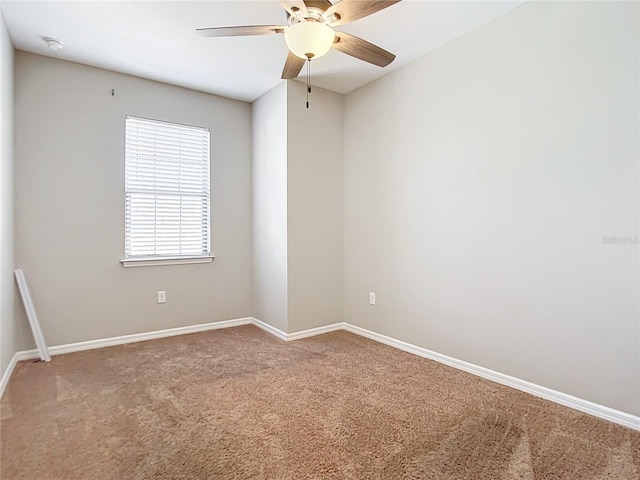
[125,115,211,258]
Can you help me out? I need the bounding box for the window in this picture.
[123,116,212,267]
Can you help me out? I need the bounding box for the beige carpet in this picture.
[1,325,638,479]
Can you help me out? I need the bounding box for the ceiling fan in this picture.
[197,0,401,80]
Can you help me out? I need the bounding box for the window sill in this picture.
[121,256,214,268]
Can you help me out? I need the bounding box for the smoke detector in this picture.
[44,37,64,51]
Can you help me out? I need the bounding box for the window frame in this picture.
[121,115,214,268]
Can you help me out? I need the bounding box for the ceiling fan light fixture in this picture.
[284,21,334,60]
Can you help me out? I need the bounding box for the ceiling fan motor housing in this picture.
[287,5,340,26]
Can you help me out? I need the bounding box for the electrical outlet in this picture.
[369,292,376,305]
[157,291,166,304]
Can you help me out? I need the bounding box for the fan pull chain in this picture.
[306,59,311,109]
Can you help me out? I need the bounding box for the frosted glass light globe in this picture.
[284,22,334,60]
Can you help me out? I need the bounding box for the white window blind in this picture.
[125,115,211,259]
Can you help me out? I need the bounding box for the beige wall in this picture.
[252,80,344,334]
[287,81,343,332]
[252,82,288,332]
[14,52,253,346]
[1,12,28,377]
[343,1,639,415]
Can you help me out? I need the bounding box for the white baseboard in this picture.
[47,317,253,356]
[342,323,640,432]
[0,317,253,398]
[2,316,638,432]
[252,318,289,341]
[287,322,344,341]
[0,353,19,399]
[251,318,343,342]
[0,349,48,397]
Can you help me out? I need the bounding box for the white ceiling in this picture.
[1,0,526,102]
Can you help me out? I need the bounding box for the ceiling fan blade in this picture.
[333,32,396,67]
[324,0,401,26]
[282,52,306,79]
[196,25,285,37]
[280,0,308,18]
